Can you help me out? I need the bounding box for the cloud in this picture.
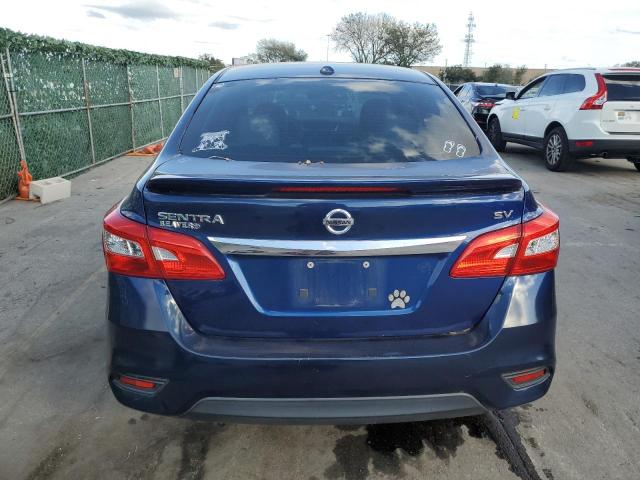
[615,28,640,35]
[86,9,106,19]
[85,0,178,21]
[228,15,273,23]
[209,21,240,30]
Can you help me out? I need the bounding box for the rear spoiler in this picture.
[146,175,523,196]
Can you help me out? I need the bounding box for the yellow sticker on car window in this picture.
[512,107,520,120]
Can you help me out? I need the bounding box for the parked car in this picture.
[103,63,559,424]
[486,68,640,171]
[454,82,518,128]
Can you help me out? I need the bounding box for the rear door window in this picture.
[181,78,481,163]
[604,75,640,101]
[539,75,565,96]
[563,74,585,94]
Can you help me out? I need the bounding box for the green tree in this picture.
[249,39,308,63]
[384,20,441,67]
[513,65,528,85]
[198,54,225,72]
[482,64,513,84]
[622,61,640,67]
[439,65,477,83]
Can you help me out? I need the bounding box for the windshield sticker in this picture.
[456,144,467,157]
[443,140,455,153]
[192,130,230,152]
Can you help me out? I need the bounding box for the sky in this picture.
[2,0,639,68]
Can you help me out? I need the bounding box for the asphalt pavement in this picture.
[0,147,638,480]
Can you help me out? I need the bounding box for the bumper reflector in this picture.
[116,375,163,392]
[503,368,549,389]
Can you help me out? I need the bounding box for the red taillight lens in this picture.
[478,101,494,109]
[580,73,607,110]
[102,208,225,280]
[450,208,559,278]
[510,208,560,275]
[147,226,225,280]
[103,208,159,278]
[450,224,522,278]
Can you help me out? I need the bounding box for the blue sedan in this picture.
[103,62,559,423]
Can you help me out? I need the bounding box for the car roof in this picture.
[544,67,640,75]
[218,62,435,83]
[469,82,515,87]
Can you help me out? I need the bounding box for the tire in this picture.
[543,127,573,171]
[487,117,506,152]
[627,157,640,171]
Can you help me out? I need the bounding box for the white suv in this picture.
[486,68,640,171]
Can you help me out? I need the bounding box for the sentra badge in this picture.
[158,212,224,230]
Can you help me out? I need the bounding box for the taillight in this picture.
[450,208,559,278]
[477,101,494,109]
[103,207,225,280]
[146,226,225,280]
[580,73,607,110]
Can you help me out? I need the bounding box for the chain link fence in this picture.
[0,46,210,201]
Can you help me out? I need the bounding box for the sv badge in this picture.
[493,210,514,220]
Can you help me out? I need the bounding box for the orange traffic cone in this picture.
[16,159,32,200]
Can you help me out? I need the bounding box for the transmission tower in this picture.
[463,12,476,67]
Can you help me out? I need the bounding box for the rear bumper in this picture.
[107,272,556,423]
[185,394,484,424]
[569,138,640,158]
[472,110,491,128]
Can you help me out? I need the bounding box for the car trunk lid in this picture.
[143,155,524,339]
[601,73,640,134]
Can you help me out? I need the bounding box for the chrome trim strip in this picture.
[208,235,466,257]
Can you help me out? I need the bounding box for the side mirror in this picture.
[505,91,516,100]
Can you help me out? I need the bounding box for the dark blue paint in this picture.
[108,271,556,414]
[110,63,555,420]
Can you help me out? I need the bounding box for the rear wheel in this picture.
[543,127,573,171]
[627,157,640,171]
[487,117,506,152]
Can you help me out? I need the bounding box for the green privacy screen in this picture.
[0,28,212,200]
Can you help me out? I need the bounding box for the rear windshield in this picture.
[181,78,480,163]
[476,85,509,97]
[604,75,640,101]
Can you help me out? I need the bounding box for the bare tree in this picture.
[385,20,441,67]
[331,12,393,64]
[248,39,308,63]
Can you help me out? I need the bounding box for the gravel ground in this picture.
[0,148,638,480]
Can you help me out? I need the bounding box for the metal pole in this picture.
[179,66,184,112]
[126,64,135,149]
[3,48,27,162]
[326,35,330,62]
[81,58,96,164]
[156,64,164,138]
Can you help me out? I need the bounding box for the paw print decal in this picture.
[388,289,410,309]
